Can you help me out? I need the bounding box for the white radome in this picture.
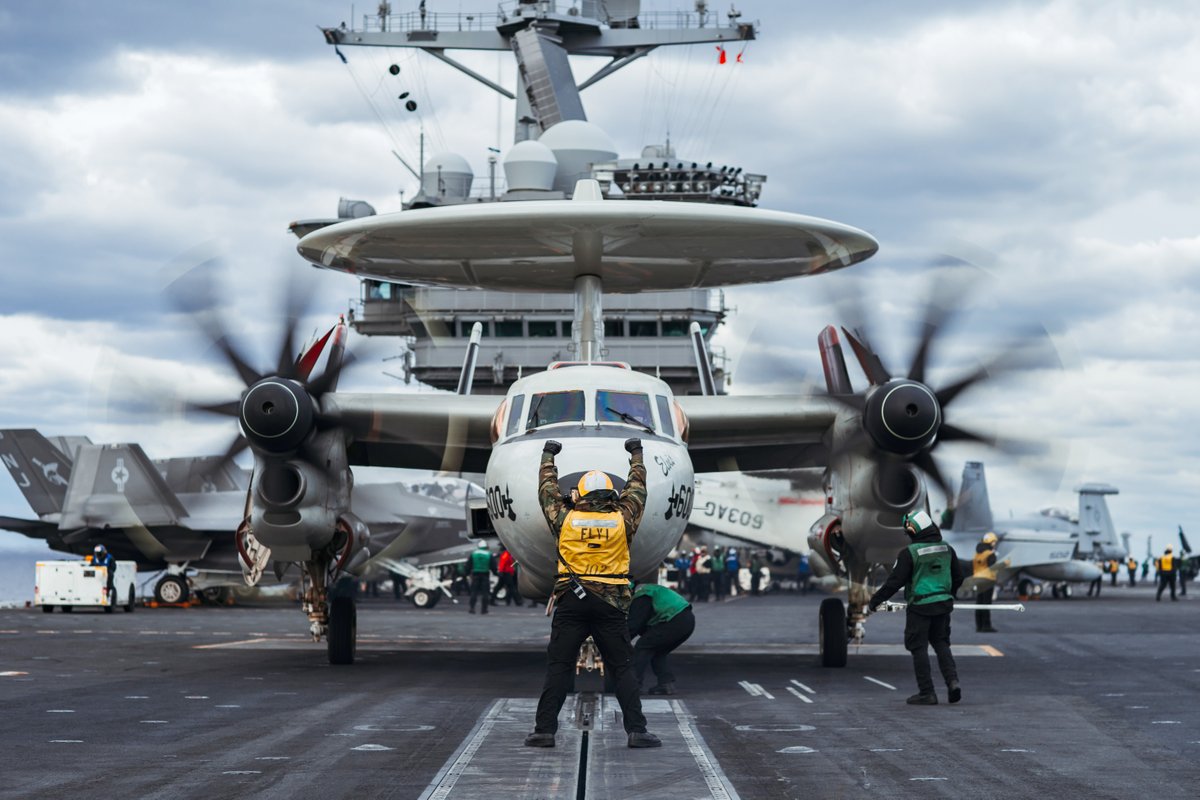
[503,139,558,192]
[538,120,618,193]
[421,151,474,198]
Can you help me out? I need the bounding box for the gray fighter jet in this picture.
[942,460,1115,598]
[0,428,471,604]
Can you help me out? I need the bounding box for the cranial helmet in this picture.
[577,470,614,496]
[94,545,105,555]
[902,509,935,536]
[982,532,999,546]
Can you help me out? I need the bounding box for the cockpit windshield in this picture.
[527,391,586,428]
[596,390,655,431]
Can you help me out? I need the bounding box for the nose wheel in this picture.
[818,598,848,667]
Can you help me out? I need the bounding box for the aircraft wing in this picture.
[677,395,839,472]
[324,393,501,473]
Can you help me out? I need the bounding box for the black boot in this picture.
[906,692,938,705]
[947,680,962,704]
[627,731,662,748]
[648,682,676,695]
[524,732,555,747]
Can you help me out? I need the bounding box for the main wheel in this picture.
[410,589,441,609]
[819,598,848,668]
[328,596,357,665]
[1061,583,1072,599]
[155,575,189,605]
[1017,578,1034,597]
[124,587,136,613]
[41,605,54,613]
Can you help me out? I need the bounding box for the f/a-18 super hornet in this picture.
[942,461,1118,598]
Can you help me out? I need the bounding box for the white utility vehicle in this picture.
[35,560,138,613]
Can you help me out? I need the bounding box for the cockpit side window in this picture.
[527,391,585,429]
[596,390,654,431]
[655,395,674,437]
[505,394,526,437]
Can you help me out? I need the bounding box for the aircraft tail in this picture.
[1077,483,1124,558]
[950,461,994,533]
[0,429,74,518]
[60,443,187,534]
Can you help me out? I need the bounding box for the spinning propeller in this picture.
[817,263,1064,505]
[167,258,355,478]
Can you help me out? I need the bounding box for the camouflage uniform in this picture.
[539,449,646,611]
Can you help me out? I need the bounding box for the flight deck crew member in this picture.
[1108,559,1120,587]
[1126,557,1138,587]
[90,544,117,603]
[627,582,695,695]
[525,438,661,749]
[1156,547,1178,602]
[491,547,522,606]
[467,541,493,614]
[869,510,964,705]
[973,532,1000,633]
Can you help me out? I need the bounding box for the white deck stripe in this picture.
[786,687,813,704]
[864,676,897,691]
[789,680,815,694]
[753,683,775,700]
[671,700,740,800]
[417,698,505,800]
[738,681,760,697]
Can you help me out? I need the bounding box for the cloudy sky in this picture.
[0,0,1196,561]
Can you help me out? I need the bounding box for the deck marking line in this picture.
[49,739,83,743]
[870,748,903,752]
[778,746,817,754]
[786,687,813,704]
[193,638,272,650]
[911,777,948,781]
[864,676,897,691]
[46,709,74,713]
[980,645,1004,657]
[789,680,815,694]
[1,671,29,677]
[751,683,775,700]
[1000,748,1031,752]
[418,698,505,800]
[738,681,760,697]
[223,771,262,775]
[671,699,739,800]
[1152,721,1181,725]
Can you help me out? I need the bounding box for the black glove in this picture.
[624,438,643,454]
[543,440,562,456]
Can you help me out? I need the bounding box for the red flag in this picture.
[716,45,727,64]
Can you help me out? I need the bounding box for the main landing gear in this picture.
[819,598,848,668]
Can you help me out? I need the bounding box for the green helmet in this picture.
[902,509,935,536]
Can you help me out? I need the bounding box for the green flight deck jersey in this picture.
[904,541,954,606]
[632,584,691,626]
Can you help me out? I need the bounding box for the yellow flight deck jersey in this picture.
[558,510,631,585]
[973,547,997,581]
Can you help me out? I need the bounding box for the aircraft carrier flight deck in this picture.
[2,589,1198,799]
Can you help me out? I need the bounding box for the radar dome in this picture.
[421,151,474,199]
[538,121,618,193]
[503,140,558,192]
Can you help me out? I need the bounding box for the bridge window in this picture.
[505,394,525,437]
[527,390,585,428]
[596,390,654,430]
[458,320,489,337]
[661,320,688,337]
[495,320,523,337]
[655,395,674,437]
[604,320,625,337]
[629,320,658,337]
[528,321,557,337]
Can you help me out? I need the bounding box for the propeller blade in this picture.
[309,349,356,398]
[907,262,980,384]
[912,450,952,503]
[185,399,242,418]
[935,331,1056,409]
[275,275,316,379]
[211,434,251,475]
[840,327,891,386]
[213,335,264,387]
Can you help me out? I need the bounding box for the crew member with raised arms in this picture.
[869,510,965,705]
[973,532,1000,633]
[525,437,661,749]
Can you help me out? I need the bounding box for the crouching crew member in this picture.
[525,438,661,750]
[869,510,965,706]
[628,582,695,695]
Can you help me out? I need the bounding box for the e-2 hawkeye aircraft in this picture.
[196,180,1043,666]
